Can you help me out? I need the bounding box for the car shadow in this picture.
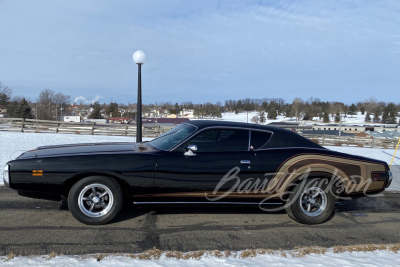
[58,193,400,225]
[335,195,400,214]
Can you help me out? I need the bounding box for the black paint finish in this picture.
[5,121,390,204]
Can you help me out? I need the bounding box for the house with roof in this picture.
[0,105,7,117]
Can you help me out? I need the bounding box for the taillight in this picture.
[372,173,380,180]
[371,171,389,181]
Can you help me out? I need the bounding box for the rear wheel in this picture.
[285,178,335,224]
[68,176,123,225]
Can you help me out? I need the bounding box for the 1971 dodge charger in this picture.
[3,120,393,225]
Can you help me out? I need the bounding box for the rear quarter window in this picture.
[261,130,322,149]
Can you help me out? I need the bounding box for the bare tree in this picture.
[329,102,344,120]
[37,89,55,120]
[54,93,71,120]
[364,97,378,113]
[292,97,304,121]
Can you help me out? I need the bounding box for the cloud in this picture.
[0,0,399,104]
[74,96,86,103]
[74,95,103,104]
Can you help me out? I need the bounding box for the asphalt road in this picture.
[0,187,400,256]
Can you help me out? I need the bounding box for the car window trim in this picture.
[169,126,273,152]
[250,130,274,150]
[149,123,198,151]
[254,146,328,152]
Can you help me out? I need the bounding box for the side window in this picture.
[250,131,272,149]
[178,128,249,152]
[261,130,322,149]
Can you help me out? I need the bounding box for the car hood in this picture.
[15,142,152,159]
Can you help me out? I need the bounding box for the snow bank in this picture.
[1,250,400,267]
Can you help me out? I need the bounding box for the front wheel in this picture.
[285,178,335,224]
[68,176,123,225]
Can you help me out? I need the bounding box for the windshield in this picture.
[149,123,197,151]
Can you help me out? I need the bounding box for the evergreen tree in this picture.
[348,104,357,117]
[360,107,365,115]
[373,107,381,122]
[236,100,243,111]
[174,103,180,115]
[88,102,103,119]
[382,109,389,123]
[0,82,12,106]
[365,112,371,122]
[323,112,330,123]
[387,103,398,124]
[388,110,397,124]
[259,111,266,124]
[14,98,34,119]
[106,102,120,117]
[334,112,340,123]
[251,115,259,124]
[267,107,277,120]
[122,111,136,118]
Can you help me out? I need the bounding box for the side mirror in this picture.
[184,144,197,157]
[187,144,197,151]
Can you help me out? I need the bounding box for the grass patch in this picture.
[6,252,15,261]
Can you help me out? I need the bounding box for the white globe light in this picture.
[133,50,146,64]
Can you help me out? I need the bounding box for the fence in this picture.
[302,134,399,149]
[0,118,170,138]
[1,118,398,148]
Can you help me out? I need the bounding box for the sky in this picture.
[0,0,399,105]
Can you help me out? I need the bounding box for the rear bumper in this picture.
[386,170,393,188]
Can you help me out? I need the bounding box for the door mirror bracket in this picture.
[184,144,197,157]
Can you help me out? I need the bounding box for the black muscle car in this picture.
[3,120,393,225]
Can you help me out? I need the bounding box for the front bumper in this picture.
[3,164,10,188]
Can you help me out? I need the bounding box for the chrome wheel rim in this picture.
[78,183,114,218]
[299,187,327,217]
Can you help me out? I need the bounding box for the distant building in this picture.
[132,117,190,130]
[301,130,354,136]
[180,109,194,119]
[312,124,399,132]
[63,116,81,122]
[0,105,6,117]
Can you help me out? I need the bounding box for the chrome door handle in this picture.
[240,160,251,165]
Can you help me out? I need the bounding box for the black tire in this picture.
[68,176,123,225]
[285,178,335,225]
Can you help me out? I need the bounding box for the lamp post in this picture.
[133,50,146,142]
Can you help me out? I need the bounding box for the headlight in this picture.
[3,165,9,185]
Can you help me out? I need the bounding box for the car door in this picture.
[154,128,260,203]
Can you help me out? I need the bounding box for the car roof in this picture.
[185,120,289,133]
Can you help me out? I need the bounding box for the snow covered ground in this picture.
[1,250,399,266]
[215,111,399,125]
[0,132,399,190]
